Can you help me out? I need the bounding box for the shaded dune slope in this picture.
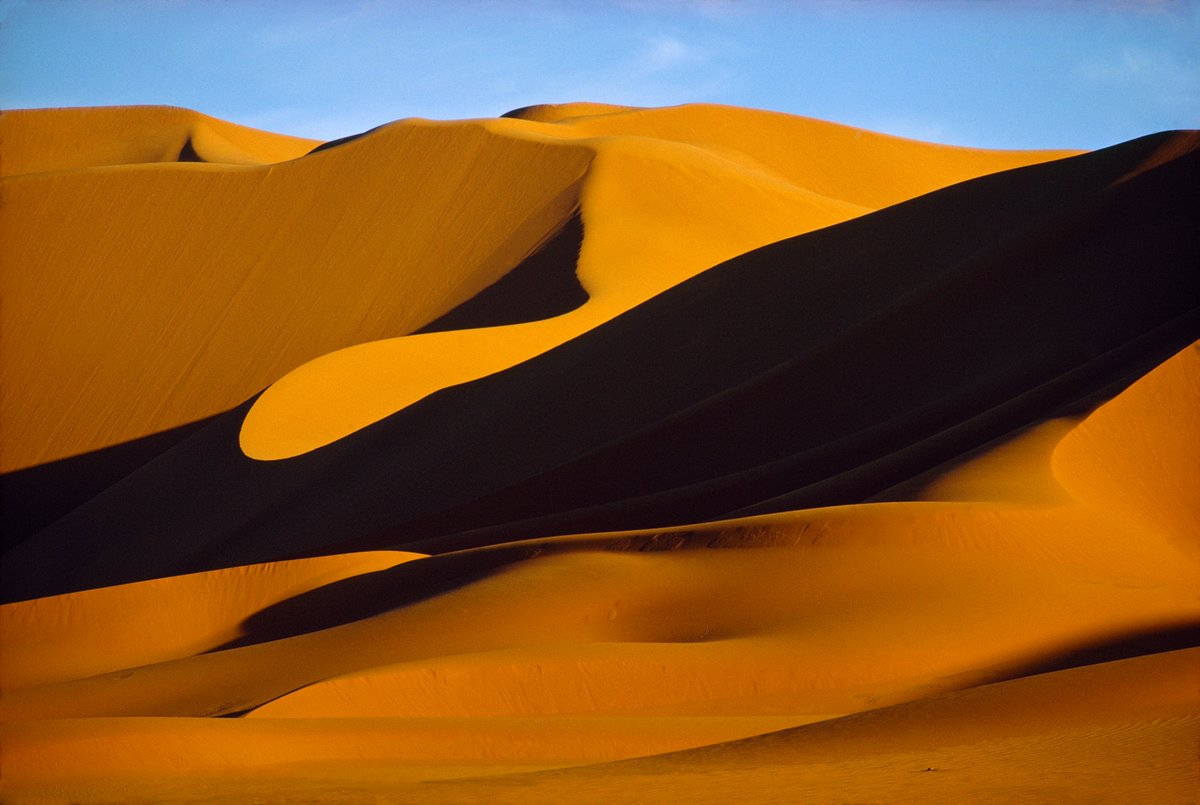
[3,129,1195,601]
[414,211,588,334]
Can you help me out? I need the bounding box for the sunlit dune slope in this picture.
[428,648,1199,805]
[1052,340,1200,553]
[0,105,318,175]
[3,126,1192,601]
[3,649,1195,804]
[2,344,1196,724]
[1,344,1196,801]
[1,103,1073,481]
[0,551,422,689]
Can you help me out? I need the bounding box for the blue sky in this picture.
[2,0,1197,149]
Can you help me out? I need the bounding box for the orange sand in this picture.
[0,104,1195,803]
[1,104,1074,470]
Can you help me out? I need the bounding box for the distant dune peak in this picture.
[501,101,642,123]
[0,105,317,177]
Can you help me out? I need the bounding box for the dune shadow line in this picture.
[208,544,542,652]
[416,211,587,334]
[1,413,223,553]
[999,621,1200,681]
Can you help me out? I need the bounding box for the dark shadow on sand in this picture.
[415,212,587,334]
[998,621,1200,681]
[1,413,224,553]
[208,544,543,652]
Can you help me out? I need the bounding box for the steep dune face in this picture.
[1,105,1196,803]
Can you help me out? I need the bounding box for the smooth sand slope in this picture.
[1,105,1197,803]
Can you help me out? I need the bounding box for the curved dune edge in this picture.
[1051,342,1200,554]
[502,101,643,123]
[239,104,1077,460]
[0,105,319,176]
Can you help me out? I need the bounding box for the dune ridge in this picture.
[1,104,1196,803]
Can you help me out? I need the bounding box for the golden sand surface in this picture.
[1,104,1196,803]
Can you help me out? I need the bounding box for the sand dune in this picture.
[2,103,1073,478]
[0,551,421,690]
[0,105,319,176]
[3,349,1195,721]
[1,104,1196,803]
[4,123,1192,597]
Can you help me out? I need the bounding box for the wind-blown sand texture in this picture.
[1,103,1197,804]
